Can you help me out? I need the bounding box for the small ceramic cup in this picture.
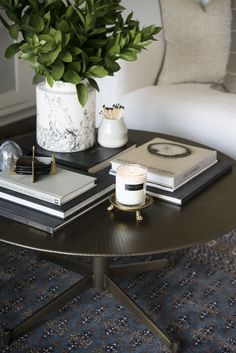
[98,117,128,148]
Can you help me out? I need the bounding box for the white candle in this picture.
[116,164,147,206]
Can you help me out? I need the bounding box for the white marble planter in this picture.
[36,81,96,152]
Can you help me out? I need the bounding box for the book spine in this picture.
[174,153,217,188]
[0,179,61,205]
[0,191,64,218]
[0,208,53,234]
[54,195,110,232]
[147,190,181,205]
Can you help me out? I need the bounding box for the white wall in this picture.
[96,0,163,124]
[122,0,161,26]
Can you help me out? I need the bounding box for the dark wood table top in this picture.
[0,130,235,257]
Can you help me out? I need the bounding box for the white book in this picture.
[0,167,96,205]
[110,137,217,191]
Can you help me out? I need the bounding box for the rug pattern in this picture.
[0,229,236,353]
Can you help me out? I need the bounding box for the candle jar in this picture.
[116,164,147,206]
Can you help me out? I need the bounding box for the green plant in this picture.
[0,0,161,106]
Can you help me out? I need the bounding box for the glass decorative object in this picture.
[0,140,23,171]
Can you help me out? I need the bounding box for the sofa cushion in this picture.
[158,0,231,85]
[120,83,236,159]
[223,0,236,93]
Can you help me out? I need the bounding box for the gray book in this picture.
[147,159,233,205]
[0,165,96,205]
[110,137,217,191]
[0,195,110,234]
[0,176,114,219]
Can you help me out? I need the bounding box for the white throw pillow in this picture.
[158,0,231,85]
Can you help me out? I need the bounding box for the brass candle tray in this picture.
[107,193,154,221]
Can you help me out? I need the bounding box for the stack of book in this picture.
[14,132,136,173]
[0,167,114,234]
[110,137,233,205]
[0,135,138,234]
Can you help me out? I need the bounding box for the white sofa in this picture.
[97,0,236,160]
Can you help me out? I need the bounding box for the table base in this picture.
[1,254,182,353]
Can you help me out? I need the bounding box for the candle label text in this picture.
[125,183,144,191]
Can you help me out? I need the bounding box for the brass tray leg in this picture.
[136,210,143,221]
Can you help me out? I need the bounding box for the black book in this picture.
[14,133,136,173]
[0,194,110,235]
[0,175,114,219]
[146,159,233,205]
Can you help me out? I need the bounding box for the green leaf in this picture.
[44,11,51,22]
[0,13,10,30]
[65,5,74,20]
[126,11,133,23]
[39,41,54,53]
[32,73,42,84]
[74,6,85,25]
[20,43,31,52]
[59,51,72,62]
[6,10,18,23]
[104,57,120,72]
[33,16,44,32]
[134,33,141,44]
[63,70,81,84]
[57,19,69,33]
[21,24,35,32]
[62,33,70,47]
[87,78,99,92]
[86,0,94,12]
[89,28,107,36]
[9,24,19,40]
[20,52,36,61]
[46,74,54,87]
[107,44,120,57]
[88,65,108,78]
[81,52,88,73]
[39,53,50,63]
[43,0,58,8]
[49,29,62,43]
[70,46,82,56]
[85,12,93,31]
[51,62,65,80]
[5,43,21,59]
[38,34,53,42]
[67,61,81,72]
[54,30,62,43]
[28,0,38,12]
[48,44,61,63]
[32,34,39,45]
[88,56,101,65]
[76,83,88,107]
[120,50,137,61]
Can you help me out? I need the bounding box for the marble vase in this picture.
[36,81,96,153]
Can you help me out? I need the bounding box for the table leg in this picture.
[38,252,91,275]
[110,258,170,276]
[104,274,182,353]
[1,274,92,346]
[2,255,181,352]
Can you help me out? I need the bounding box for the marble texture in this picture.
[36,82,95,153]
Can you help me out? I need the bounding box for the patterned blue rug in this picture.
[0,230,236,353]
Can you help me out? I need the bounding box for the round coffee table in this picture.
[1,130,235,353]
